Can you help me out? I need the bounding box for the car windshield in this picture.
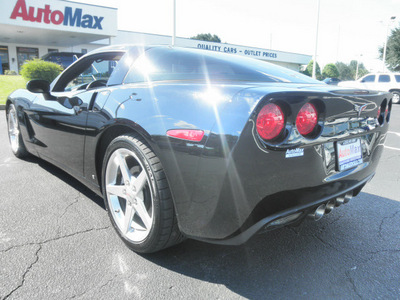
[124,47,320,84]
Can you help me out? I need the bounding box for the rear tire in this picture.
[6,104,29,158]
[392,91,400,104]
[102,133,184,253]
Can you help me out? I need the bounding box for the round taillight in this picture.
[296,103,318,136]
[377,107,381,119]
[256,103,285,140]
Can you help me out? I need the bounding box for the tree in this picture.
[335,62,352,80]
[379,27,400,71]
[322,63,339,79]
[190,33,221,43]
[349,60,368,79]
[303,60,322,79]
[335,61,368,81]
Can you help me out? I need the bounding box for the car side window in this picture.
[378,75,390,83]
[52,52,124,92]
[361,75,375,83]
[65,59,119,91]
[395,75,400,82]
[124,48,285,84]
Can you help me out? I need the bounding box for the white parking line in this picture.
[386,131,400,151]
[384,145,400,151]
[388,131,400,137]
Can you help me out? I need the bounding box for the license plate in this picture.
[337,139,363,171]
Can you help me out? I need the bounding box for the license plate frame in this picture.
[336,138,363,172]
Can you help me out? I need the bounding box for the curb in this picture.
[0,105,5,110]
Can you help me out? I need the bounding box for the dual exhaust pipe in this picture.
[308,191,353,221]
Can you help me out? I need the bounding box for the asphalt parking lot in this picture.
[1,106,400,300]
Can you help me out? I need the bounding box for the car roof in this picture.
[42,52,83,58]
[86,44,151,55]
[365,73,400,76]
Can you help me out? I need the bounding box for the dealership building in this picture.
[0,0,312,74]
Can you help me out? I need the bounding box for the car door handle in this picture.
[73,103,88,115]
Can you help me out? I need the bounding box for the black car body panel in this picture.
[7,45,390,245]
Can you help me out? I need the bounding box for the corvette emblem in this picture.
[353,104,368,117]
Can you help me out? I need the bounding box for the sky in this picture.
[80,0,400,72]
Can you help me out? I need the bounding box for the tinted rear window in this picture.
[378,75,390,82]
[362,75,375,82]
[124,47,319,84]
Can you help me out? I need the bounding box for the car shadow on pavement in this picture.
[16,154,400,298]
[143,192,400,299]
[21,155,105,209]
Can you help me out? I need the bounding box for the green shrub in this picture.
[322,63,340,79]
[4,70,17,75]
[20,59,63,83]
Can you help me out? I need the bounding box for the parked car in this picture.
[338,73,400,104]
[41,52,83,69]
[322,77,341,85]
[6,45,390,253]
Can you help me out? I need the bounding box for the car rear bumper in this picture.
[167,90,389,242]
[176,127,386,241]
[190,173,373,245]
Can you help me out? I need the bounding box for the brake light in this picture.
[166,129,204,142]
[256,103,285,140]
[377,107,381,119]
[296,103,318,136]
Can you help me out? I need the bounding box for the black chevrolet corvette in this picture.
[6,45,391,253]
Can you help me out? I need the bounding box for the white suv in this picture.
[338,73,400,104]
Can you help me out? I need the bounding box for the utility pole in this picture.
[355,54,363,80]
[312,0,321,79]
[172,0,176,46]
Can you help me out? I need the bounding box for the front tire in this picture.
[6,104,29,158]
[392,91,400,104]
[102,133,184,253]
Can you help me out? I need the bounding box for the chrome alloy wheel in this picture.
[392,92,400,104]
[105,148,154,243]
[7,105,20,153]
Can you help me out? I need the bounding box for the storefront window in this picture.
[48,49,59,53]
[17,47,39,71]
[0,45,10,74]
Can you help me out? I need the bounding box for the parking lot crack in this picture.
[1,226,111,254]
[345,269,362,299]
[56,195,81,236]
[312,234,354,260]
[3,244,42,300]
[59,195,80,220]
[68,274,120,299]
[367,249,400,256]
[378,210,400,238]
[42,226,111,245]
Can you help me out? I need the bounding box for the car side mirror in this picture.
[26,79,56,100]
[27,80,50,93]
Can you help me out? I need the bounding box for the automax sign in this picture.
[1,0,117,35]
[11,0,104,29]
